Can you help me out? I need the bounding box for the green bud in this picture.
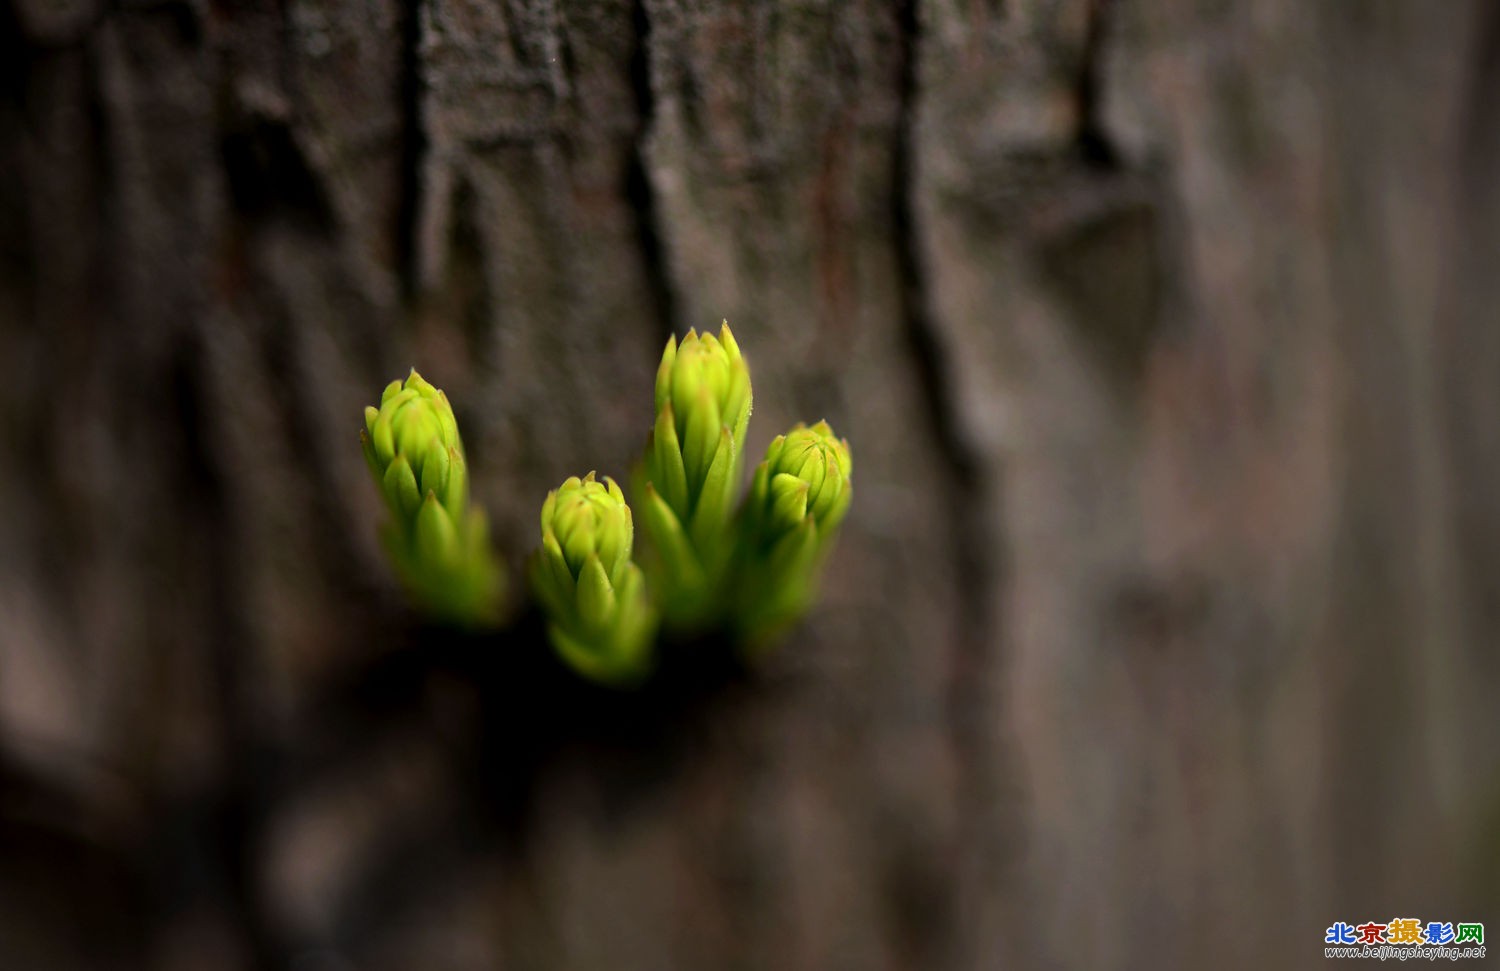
[530,472,656,686]
[646,322,752,525]
[363,369,464,480]
[541,473,633,584]
[639,322,753,628]
[735,420,852,645]
[753,420,853,537]
[360,369,504,625]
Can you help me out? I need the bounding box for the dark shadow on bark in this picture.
[280,610,760,953]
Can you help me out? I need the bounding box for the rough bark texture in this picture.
[2,1,1498,969]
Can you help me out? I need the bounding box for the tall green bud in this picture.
[638,322,752,626]
[735,420,852,644]
[360,370,504,625]
[529,473,657,685]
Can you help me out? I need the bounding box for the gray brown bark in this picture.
[2,1,1498,969]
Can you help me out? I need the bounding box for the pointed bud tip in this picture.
[720,321,741,357]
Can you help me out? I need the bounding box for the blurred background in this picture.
[2,0,1498,968]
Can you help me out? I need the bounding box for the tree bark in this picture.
[2,1,1497,969]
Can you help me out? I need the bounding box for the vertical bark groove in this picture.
[1075,0,1120,169]
[164,331,282,970]
[891,2,1005,962]
[627,0,679,343]
[394,0,426,298]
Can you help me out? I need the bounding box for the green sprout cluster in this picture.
[360,370,504,625]
[638,326,753,627]
[635,325,853,650]
[528,473,656,685]
[733,420,853,645]
[358,325,852,686]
